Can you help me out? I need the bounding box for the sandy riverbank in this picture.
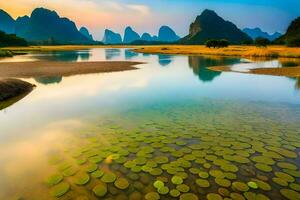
[2,45,137,52]
[0,61,143,78]
[209,66,300,77]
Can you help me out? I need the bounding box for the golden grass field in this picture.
[133,45,300,59]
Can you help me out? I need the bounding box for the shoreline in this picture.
[209,66,300,77]
[2,45,300,59]
[0,61,143,78]
[132,45,300,59]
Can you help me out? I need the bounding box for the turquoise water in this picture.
[0,49,300,199]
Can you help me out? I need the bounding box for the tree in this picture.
[0,31,28,47]
[242,39,253,45]
[205,39,229,48]
[255,37,270,47]
[288,38,300,47]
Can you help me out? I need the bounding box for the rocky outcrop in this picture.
[141,33,153,41]
[158,26,180,42]
[276,17,300,47]
[102,29,122,44]
[79,27,94,41]
[181,9,251,44]
[123,26,140,43]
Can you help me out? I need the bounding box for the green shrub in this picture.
[288,38,300,47]
[0,50,13,57]
[255,37,271,47]
[0,31,28,47]
[205,39,229,48]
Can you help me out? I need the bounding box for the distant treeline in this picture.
[0,31,28,47]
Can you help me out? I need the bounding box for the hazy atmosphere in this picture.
[1,0,299,39]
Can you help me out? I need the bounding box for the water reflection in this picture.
[105,49,121,60]
[158,54,173,66]
[188,56,240,82]
[125,49,138,60]
[0,92,32,111]
[34,76,63,85]
[34,51,90,62]
[295,78,300,90]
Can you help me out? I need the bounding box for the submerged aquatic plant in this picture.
[43,100,300,199]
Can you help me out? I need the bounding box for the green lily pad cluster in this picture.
[43,100,300,199]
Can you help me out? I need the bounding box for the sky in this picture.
[0,0,299,40]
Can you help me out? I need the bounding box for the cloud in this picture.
[127,4,150,15]
[0,0,154,40]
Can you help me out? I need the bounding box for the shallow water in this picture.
[0,49,300,200]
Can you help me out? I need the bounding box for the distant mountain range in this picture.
[102,25,180,44]
[0,8,95,44]
[181,9,251,44]
[0,7,298,46]
[243,28,282,41]
[276,17,300,47]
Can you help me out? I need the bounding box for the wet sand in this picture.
[0,61,143,78]
[209,66,300,77]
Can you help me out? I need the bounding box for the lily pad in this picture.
[290,183,300,192]
[232,181,249,192]
[198,171,209,179]
[272,177,288,187]
[247,181,258,189]
[45,174,63,186]
[101,172,117,183]
[170,189,181,197]
[171,176,183,185]
[215,178,231,187]
[277,162,298,170]
[207,193,223,200]
[158,186,169,195]
[114,178,129,189]
[244,192,270,200]
[85,163,98,173]
[153,180,164,189]
[196,179,210,188]
[275,172,295,182]
[93,183,107,197]
[280,189,300,200]
[91,170,104,178]
[145,192,160,200]
[176,184,190,193]
[50,182,70,197]
[63,167,78,177]
[180,193,198,200]
[255,163,272,172]
[74,172,90,185]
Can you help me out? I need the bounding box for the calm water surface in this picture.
[0,48,300,200]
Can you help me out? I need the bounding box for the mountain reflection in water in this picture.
[188,56,241,82]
